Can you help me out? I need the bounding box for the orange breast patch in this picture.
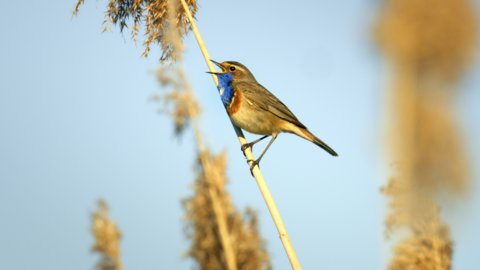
[227,89,242,115]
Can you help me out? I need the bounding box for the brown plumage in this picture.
[209,60,338,168]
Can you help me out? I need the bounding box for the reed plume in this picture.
[376,0,476,269]
[73,0,198,61]
[91,199,124,270]
[154,66,200,136]
[183,150,271,270]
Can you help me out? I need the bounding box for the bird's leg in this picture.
[241,135,269,152]
[248,133,278,171]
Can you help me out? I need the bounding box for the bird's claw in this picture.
[241,143,252,152]
[247,159,259,175]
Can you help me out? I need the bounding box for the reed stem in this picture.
[179,1,302,269]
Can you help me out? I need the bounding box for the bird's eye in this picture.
[229,66,236,72]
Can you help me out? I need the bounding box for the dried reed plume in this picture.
[153,66,200,136]
[73,0,198,61]
[183,151,271,270]
[376,0,476,269]
[91,199,124,270]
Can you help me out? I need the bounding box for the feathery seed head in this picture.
[73,0,198,62]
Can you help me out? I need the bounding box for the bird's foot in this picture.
[247,159,260,175]
[241,143,252,152]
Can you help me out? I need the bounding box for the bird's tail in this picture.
[298,128,338,156]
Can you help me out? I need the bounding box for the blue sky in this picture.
[0,1,479,269]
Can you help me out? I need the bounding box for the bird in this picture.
[207,60,337,169]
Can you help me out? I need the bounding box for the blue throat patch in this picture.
[216,73,234,106]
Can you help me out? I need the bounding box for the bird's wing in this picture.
[236,81,306,128]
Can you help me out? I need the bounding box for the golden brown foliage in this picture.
[184,151,271,270]
[376,0,476,269]
[91,199,124,270]
[73,0,198,61]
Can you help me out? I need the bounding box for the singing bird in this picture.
[208,60,337,169]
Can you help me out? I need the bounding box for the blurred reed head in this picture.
[91,199,123,270]
[382,174,454,270]
[376,0,476,269]
[384,88,470,199]
[387,205,452,270]
[376,0,476,79]
[183,150,271,270]
[73,0,198,61]
[152,66,201,137]
[376,0,475,209]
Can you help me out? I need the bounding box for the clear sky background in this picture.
[0,1,479,270]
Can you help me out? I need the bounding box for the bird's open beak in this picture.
[206,59,226,75]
